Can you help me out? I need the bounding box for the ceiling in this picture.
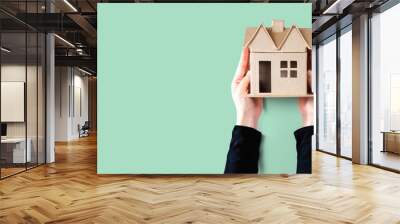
[312,0,391,43]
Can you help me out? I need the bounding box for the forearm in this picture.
[224,125,261,174]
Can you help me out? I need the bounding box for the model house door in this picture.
[259,61,271,93]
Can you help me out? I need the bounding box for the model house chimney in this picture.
[271,20,284,32]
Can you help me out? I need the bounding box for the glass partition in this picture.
[27,30,38,169]
[0,31,28,177]
[38,32,45,165]
[0,2,46,179]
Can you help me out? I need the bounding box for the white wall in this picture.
[71,73,89,138]
[55,67,70,141]
[55,67,89,141]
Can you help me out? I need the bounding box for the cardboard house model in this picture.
[244,20,312,97]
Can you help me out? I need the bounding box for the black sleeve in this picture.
[294,125,314,174]
[224,125,261,174]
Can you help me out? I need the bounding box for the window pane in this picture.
[281,70,288,78]
[290,70,297,78]
[290,61,297,68]
[318,36,337,154]
[280,61,287,68]
[371,4,400,171]
[339,28,352,158]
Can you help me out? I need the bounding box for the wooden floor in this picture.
[1,135,400,223]
[373,150,400,171]
[0,167,26,178]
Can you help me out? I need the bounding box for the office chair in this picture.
[79,121,90,138]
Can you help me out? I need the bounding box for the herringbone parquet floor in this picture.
[1,134,400,224]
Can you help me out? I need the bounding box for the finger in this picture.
[233,47,250,85]
[237,72,250,95]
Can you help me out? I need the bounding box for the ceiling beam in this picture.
[322,0,356,14]
[55,55,96,70]
[67,13,97,39]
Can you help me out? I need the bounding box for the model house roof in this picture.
[244,22,311,51]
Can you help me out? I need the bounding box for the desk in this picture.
[1,138,32,163]
[382,131,400,154]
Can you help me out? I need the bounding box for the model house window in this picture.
[290,61,297,68]
[290,61,297,78]
[290,70,297,78]
[259,61,271,93]
[280,60,297,78]
[281,70,288,78]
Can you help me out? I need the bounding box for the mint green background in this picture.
[98,3,311,174]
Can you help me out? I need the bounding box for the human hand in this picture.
[232,47,263,129]
[298,70,314,127]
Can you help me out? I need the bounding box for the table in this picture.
[381,131,400,154]
[1,138,32,163]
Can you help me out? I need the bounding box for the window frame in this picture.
[280,60,298,78]
[315,24,352,161]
